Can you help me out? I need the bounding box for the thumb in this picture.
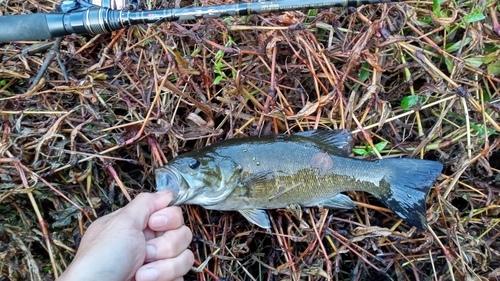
[118,190,175,230]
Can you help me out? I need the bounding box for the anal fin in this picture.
[239,209,271,229]
[318,194,356,209]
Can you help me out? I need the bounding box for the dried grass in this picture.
[1,0,500,280]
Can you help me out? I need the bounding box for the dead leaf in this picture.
[162,79,214,122]
[276,91,336,120]
[145,120,172,137]
[430,4,458,26]
[377,101,392,130]
[276,11,303,25]
[5,228,43,281]
[361,50,384,72]
[0,68,30,79]
[266,35,284,60]
[353,226,393,238]
[354,85,380,111]
[186,112,213,128]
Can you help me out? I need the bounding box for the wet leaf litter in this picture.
[1,0,499,280]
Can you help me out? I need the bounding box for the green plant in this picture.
[401,95,426,110]
[353,141,389,156]
[213,34,236,85]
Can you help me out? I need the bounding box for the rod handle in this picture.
[0,14,59,42]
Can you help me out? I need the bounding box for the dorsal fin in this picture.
[294,130,353,156]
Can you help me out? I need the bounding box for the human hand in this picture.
[57,190,194,281]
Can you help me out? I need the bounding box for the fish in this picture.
[155,130,443,229]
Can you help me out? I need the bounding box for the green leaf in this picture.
[444,56,454,73]
[401,95,424,110]
[49,206,79,228]
[307,9,317,16]
[464,57,486,67]
[487,60,500,76]
[470,123,485,134]
[445,38,472,52]
[374,141,388,152]
[213,75,223,85]
[482,90,491,102]
[359,62,371,83]
[447,111,465,121]
[484,54,497,64]
[470,123,498,135]
[352,148,369,156]
[432,0,443,16]
[484,44,500,53]
[353,141,389,156]
[464,12,485,23]
[215,50,224,61]
[447,111,498,135]
[214,60,222,74]
[0,80,6,86]
[420,16,433,24]
[432,0,448,18]
[354,62,370,91]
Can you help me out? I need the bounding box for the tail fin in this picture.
[376,158,442,229]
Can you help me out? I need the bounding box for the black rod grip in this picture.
[0,14,52,42]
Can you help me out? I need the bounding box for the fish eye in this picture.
[188,159,200,169]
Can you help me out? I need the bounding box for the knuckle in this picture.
[134,193,150,200]
[163,238,175,253]
[162,259,179,279]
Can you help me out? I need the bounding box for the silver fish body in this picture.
[156,130,442,229]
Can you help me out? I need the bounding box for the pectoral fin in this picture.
[241,171,274,187]
[318,194,356,209]
[240,172,276,198]
[239,209,271,229]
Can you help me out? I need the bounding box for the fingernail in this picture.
[151,214,169,227]
[145,244,156,261]
[138,268,158,281]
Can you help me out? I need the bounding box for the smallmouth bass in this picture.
[156,130,442,229]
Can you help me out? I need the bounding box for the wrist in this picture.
[56,259,108,281]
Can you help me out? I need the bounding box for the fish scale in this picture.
[226,156,383,209]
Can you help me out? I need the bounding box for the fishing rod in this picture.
[0,0,402,42]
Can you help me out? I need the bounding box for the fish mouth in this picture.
[155,167,198,206]
[155,167,185,205]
